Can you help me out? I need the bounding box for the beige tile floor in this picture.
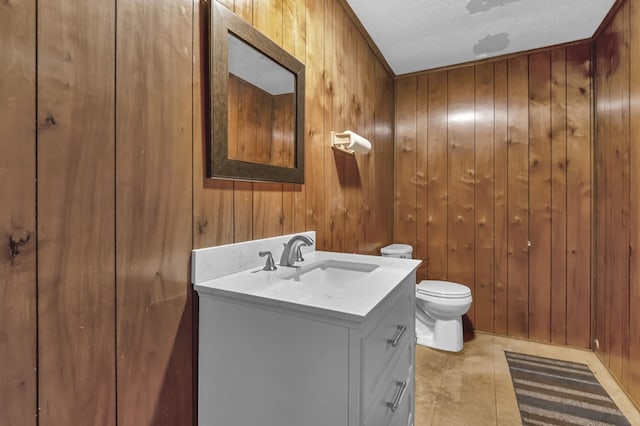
[414,332,640,426]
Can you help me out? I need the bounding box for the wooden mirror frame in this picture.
[208,1,305,183]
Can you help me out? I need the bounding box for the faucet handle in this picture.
[259,251,277,271]
[295,246,305,262]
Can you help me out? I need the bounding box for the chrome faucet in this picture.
[279,234,314,267]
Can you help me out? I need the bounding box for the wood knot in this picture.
[198,219,208,235]
[9,233,32,258]
[45,115,57,126]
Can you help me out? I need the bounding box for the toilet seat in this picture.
[417,280,471,299]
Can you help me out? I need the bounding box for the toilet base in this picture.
[416,316,463,352]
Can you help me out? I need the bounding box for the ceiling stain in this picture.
[466,0,521,14]
[473,33,511,56]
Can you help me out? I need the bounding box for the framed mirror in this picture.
[209,1,305,183]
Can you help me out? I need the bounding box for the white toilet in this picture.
[381,244,473,353]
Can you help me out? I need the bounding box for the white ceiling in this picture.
[345,0,616,75]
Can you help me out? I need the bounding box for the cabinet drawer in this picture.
[364,344,413,426]
[363,285,413,411]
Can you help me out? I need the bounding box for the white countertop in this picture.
[194,250,421,322]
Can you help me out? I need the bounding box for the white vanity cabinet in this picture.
[196,270,416,426]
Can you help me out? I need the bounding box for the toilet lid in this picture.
[380,244,413,256]
[417,280,471,299]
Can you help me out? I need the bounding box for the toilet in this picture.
[381,244,472,353]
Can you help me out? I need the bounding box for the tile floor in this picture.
[414,332,640,425]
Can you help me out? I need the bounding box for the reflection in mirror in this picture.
[208,1,305,184]
[227,34,295,168]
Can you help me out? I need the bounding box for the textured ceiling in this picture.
[345,0,616,75]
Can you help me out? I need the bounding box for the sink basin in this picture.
[281,259,379,284]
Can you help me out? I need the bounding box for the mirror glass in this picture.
[208,1,305,184]
[227,34,296,168]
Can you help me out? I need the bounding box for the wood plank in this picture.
[234,0,253,23]
[292,0,307,234]
[254,0,282,47]
[550,48,568,345]
[629,0,640,403]
[283,182,305,235]
[252,0,284,240]
[234,181,254,242]
[446,66,476,322]
[595,24,612,364]
[506,56,530,338]
[359,44,376,254]
[37,0,116,423]
[601,18,617,368]
[493,60,509,335]
[374,58,395,253]
[322,0,335,251]
[528,51,552,343]
[567,44,596,348]
[342,11,361,254]
[194,0,234,249]
[217,0,234,10]
[619,6,630,388]
[416,73,429,280]
[282,0,306,235]
[232,0,255,243]
[355,32,374,254]
[474,62,496,333]
[115,0,193,423]
[395,76,418,249]
[0,1,36,423]
[600,11,626,371]
[253,182,284,239]
[304,0,325,246]
[326,2,345,251]
[618,2,631,390]
[607,4,628,373]
[274,95,292,167]
[283,0,306,62]
[426,71,449,280]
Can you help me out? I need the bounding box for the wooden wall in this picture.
[195,0,394,251]
[395,44,594,346]
[228,74,295,167]
[594,0,640,407]
[0,0,395,423]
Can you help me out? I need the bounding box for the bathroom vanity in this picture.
[192,233,421,426]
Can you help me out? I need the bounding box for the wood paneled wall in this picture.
[395,44,594,346]
[195,0,394,252]
[0,0,395,423]
[227,74,295,167]
[594,0,640,407]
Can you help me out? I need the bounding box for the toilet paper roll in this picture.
[345,130,372,154]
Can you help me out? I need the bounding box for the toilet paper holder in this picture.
[331,130,371,155]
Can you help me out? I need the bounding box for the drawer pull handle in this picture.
[387,380,408,412]
[388,325,407,347]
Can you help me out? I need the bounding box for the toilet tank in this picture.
[380,244,413,259]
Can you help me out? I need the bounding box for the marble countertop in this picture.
[194,250,421,323]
